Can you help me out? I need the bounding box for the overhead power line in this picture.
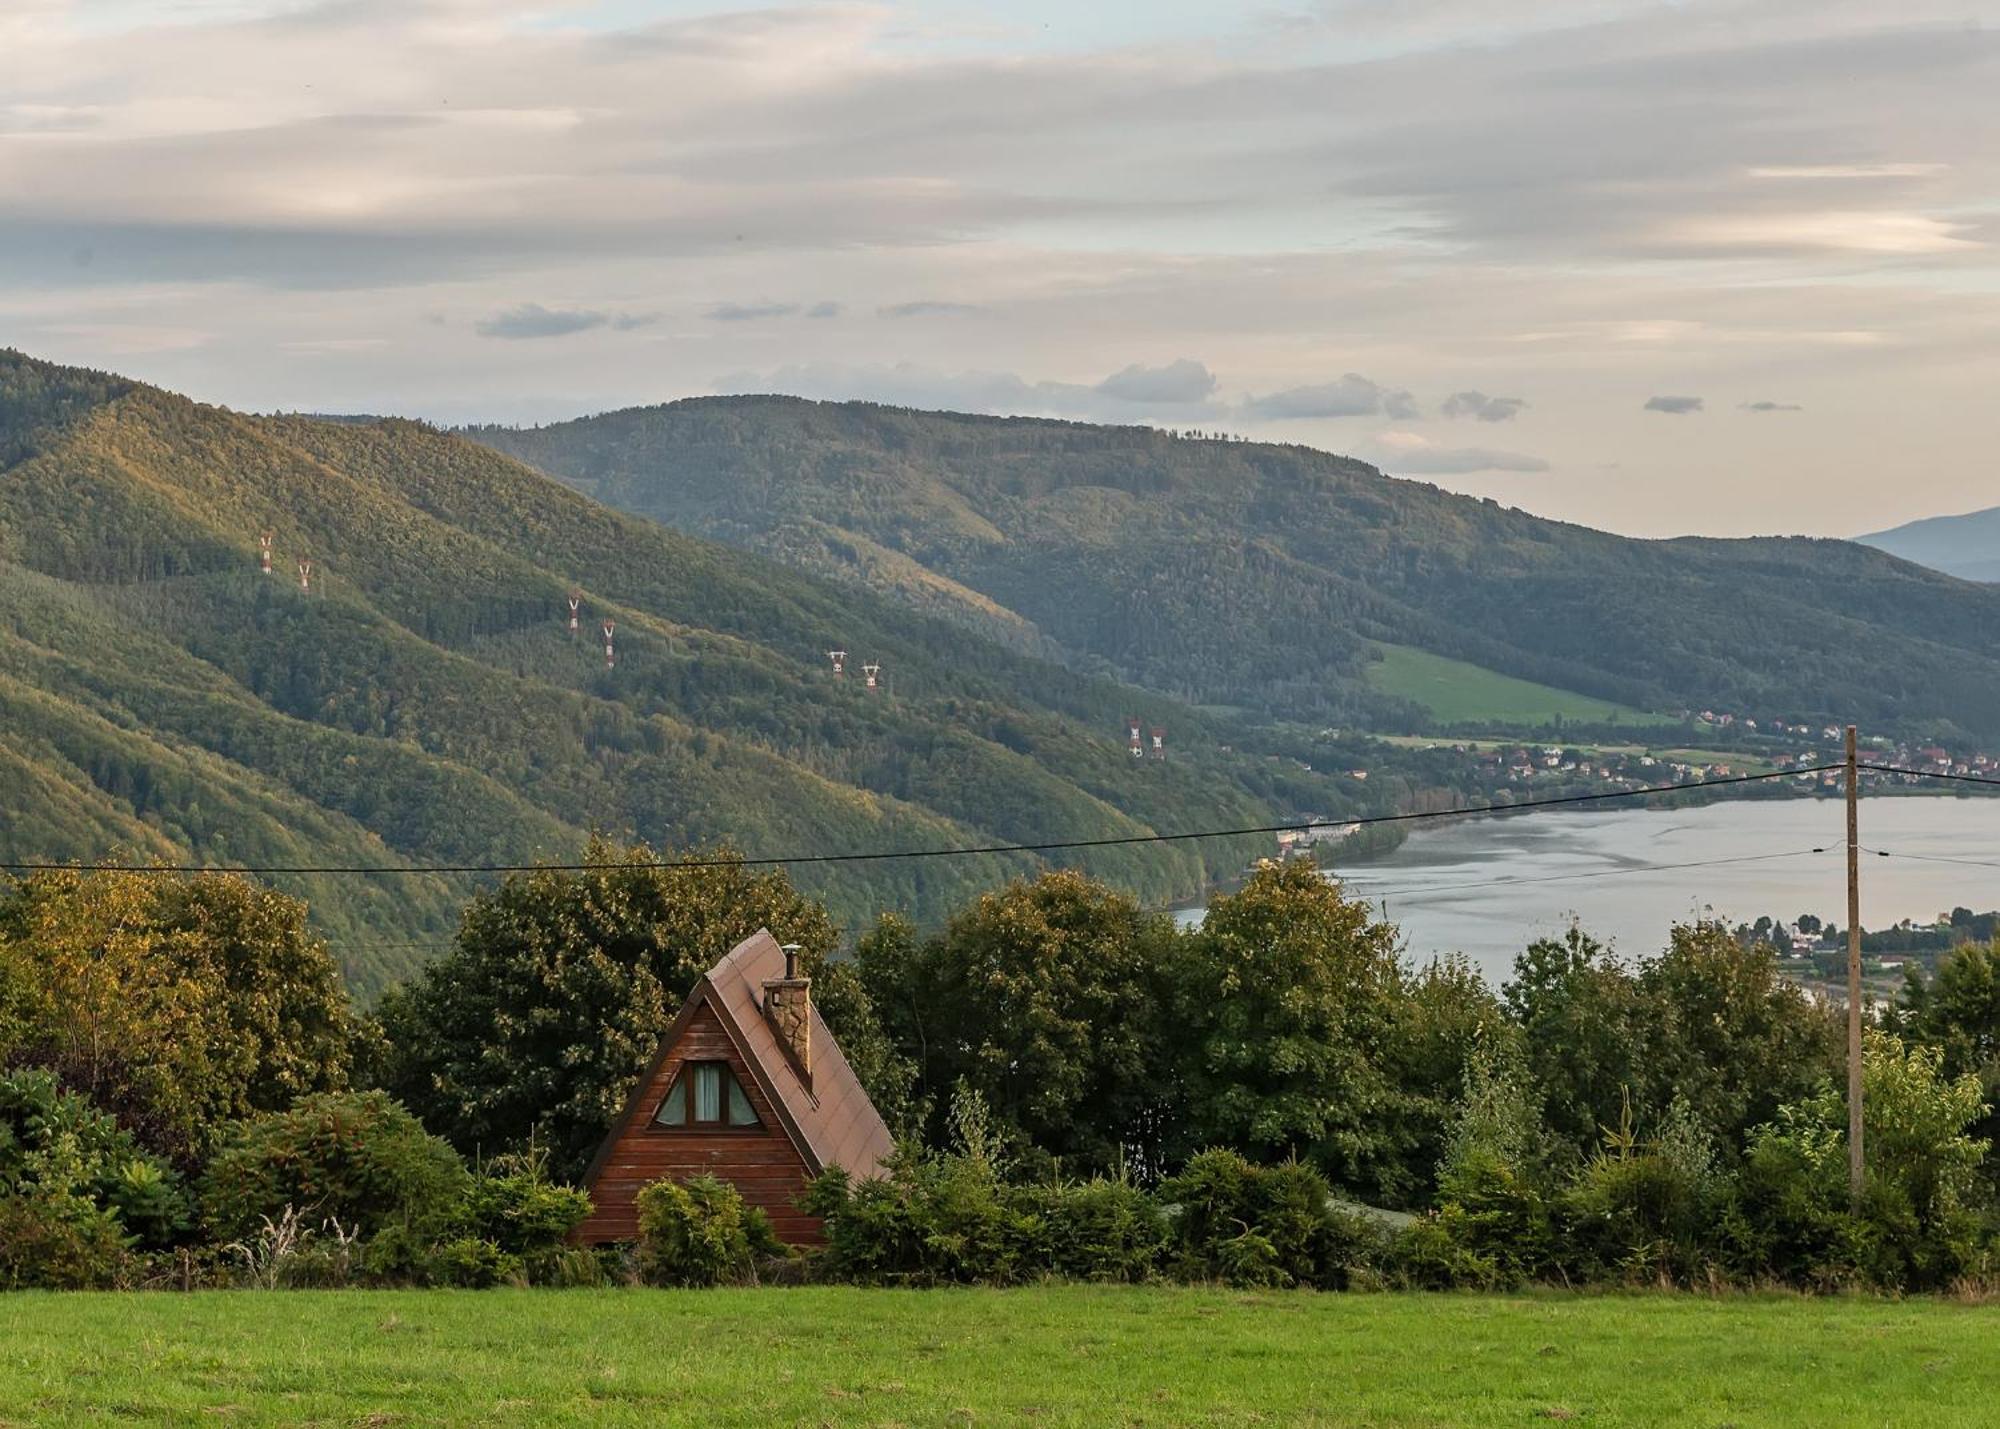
[0,762,1846,880]
[1859,762,2000,790]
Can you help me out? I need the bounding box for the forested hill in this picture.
[475,397,2000,742]
[1860,506,2000,583]
[0,351,1373,995]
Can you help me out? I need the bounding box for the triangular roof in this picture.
[581,928,894,1189]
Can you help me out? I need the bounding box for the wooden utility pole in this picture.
[1846,724,1865,1205]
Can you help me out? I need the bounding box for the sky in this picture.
[2,0,1996,538]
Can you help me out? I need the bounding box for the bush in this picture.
[635,1173,782,1287]
[1011,1176,1168,1283]
[459,1151,593,1255]
[0,1067,188,1250]
[1382,1208,1506,1291]
[1726,1034,1993,1290]
[201,1091,469,1241]
[1404,1150,1550,1289]
[429,1236,521,1289]
[0,1143,135,1291]
[1553,1096,1719,1285]
[1159,1149,1382,1289]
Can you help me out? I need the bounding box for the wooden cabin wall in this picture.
[576,1001,823,1245]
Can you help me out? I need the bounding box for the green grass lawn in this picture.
[1366,645,1672,728]
[3,1286,1997,1426]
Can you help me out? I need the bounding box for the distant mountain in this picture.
[472,396,2000,743]
[0,352,1385,995]
[1859,507,2000,583]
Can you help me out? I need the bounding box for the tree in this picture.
[1634,921,1841,1153]
[1733,1033,1991,1288]
[1382,956,1516,1206]
[1504,925,1646,1160]
[0,866,351,1157]
[855,871,1179,1175]
[374,840,838,1179]
[1174,860,1410,1198]
[1506,921,1839,1164]
[1886,939,2000,1182]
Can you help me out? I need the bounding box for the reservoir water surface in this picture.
[1178,796,2000,987]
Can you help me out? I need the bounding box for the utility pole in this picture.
[1846,724,1865,1205]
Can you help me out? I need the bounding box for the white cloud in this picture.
[1441,390,1527,423]
[1242,374,1416,420]
[1096,359,1217,404]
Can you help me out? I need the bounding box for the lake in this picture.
[1176,796,2000,987]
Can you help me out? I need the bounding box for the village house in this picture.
[573,929,894,1246]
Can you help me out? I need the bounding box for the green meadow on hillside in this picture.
[1363,644,1674,728]
[3,1286,1993,1426]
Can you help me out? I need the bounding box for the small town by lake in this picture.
[1179,795,2000,987]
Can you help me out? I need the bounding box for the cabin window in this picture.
[652,1060,760,1129]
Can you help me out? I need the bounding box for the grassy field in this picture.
[3,1286,1998,1426]
[1366,644,1672,728]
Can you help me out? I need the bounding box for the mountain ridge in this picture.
[472,394,2000,742]
[0,351,1383,994]
[1859,505,2000,583]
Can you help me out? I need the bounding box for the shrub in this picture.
[1382,1208,1505,1291]
[635,1173,781,1287]
[0,1067,188,1249]
[1430,1148,1552,1287]
[1011,1175,1168,1283]
[1727,1034,1993,1290]
[459,1150,593,1255]
[201,1091,469,1241]
[429,1236,521,1289]
[0,1133,135,1291]
[1158,1149,1382,1289]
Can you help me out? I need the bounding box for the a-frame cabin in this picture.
[574,928,894,1245]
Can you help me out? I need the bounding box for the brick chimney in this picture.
[764,943,811,1084]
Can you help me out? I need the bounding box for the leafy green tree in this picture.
[374,840,838,1179]
[0,866,351,1157]
[1634,921,1841,1153]
[1382,956,1515,1206]
[1173,860,1410,1198]
[1731,1033,1991,1289]
[855,871,1179,1174]
[1508,921,1838,1164]
[1504,924,1646,1159]
[1888,939,2000,1180]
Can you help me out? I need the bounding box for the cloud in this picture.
[1095,359,1218,404]
[475,304,610,340]
[879,301,983,318]
[1644,395,1704,415]
[1741,399,1803,412]
[712,358,1226,422]
[706,301,799,322]
[1441,390,1527,423]
[1372,430,1549,475]
[804,301,842,319]
[1242,374,1417,421]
